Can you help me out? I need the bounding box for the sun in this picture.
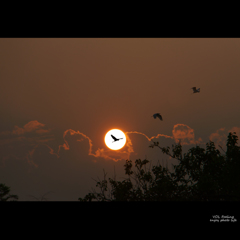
[104,129,126,150]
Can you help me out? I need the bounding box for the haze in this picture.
[0,38,240,201]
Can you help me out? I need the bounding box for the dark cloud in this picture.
[0,120,56,167]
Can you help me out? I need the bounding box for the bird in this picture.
[111,134,123,143]
[191,87,200,93]
[152,113,163,121]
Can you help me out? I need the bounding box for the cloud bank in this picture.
[0,120,217,165]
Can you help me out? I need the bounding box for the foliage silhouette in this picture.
[79,132,240,201]
[0,183,18,201]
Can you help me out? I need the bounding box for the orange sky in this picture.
[0,38,240,200]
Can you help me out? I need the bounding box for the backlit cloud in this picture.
[56,124,202,162]
[172,124,203,145]
[58,129,132,162]
[4,121,235,166]
[209,127,240,149]
[209,128,227,147]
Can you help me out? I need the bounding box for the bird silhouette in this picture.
[152,113,163,121]
[111,134,123,143]
[191,87,200,93]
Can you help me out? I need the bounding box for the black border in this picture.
[2,201,239,227]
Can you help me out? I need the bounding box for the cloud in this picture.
[0,121,207,165]
[56,129,181,162]
[58,129,132,162]
[126,131,174,142]
[12,120,47,135]
[0,121,56,167]
[209,128,227,147]
[0,120,51,137]
[209,127,240,148]
[172,124,203,145]
[228,127,240,141]
[56,124,202,162]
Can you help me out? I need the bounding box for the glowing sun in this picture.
[104,129,126,150]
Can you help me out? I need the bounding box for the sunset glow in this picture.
[1,38,240,201]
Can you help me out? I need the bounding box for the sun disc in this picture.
[104,129,126,150]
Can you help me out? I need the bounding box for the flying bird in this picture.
[152,113,163,121]
[111,134,123,143]
[191,87,200,93]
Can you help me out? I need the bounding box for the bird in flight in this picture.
[111,134,123,143]
[152,113,163,121]
[191,87,200,93]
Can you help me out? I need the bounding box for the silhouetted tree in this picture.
[79,132,240,201]
[0,183,18,201]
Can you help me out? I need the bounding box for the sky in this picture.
[0,38,240,201]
